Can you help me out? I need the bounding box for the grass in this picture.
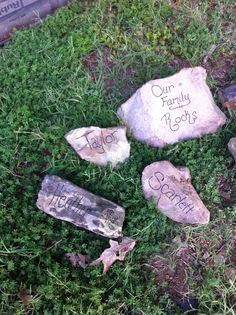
[0,0,236,314]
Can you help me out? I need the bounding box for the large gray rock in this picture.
[65,126,130,167]
[228,137,236,162]
[0,0,68,44]
[36,175,125,238]
[142,161,210,224]
[117,67,226,148]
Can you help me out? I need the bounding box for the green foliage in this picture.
[0,0,236,314]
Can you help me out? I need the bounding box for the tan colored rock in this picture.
[117,67,226,147]
[142,161,210,224]
[228,137,236,162]
[36,175,125,238]
[65,126,130,167]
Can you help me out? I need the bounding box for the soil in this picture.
[204,51,236,85]
[84,46,137,98]
[84,46,115,91]
[216,175,232,201]
[150,220,236,311]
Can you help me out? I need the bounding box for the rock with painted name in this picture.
[36,175,125,238]
[142,161,210,224]
[117,67,226,147]
[228,137,236,162]
[65,126,130,167]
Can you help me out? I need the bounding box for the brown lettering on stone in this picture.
[161,110,197,132]
[151,82,198,132]
[101,208,121,226]
[148,171,194,214]
[48,184,85,215]
[47,184,114,219]
[76,130,118,154]
[151,84,191,110]
[37,175,125,238]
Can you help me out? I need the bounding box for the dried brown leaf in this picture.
[90,237,136,273]
[18,286,32,308]
[65,253,91,268]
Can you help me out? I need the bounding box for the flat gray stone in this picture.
[36,175,125,238]
[0,0,69,44]
[65,126,130,167]
[142,161,210,224]
[228,137,236,162]
[117,67,226,147]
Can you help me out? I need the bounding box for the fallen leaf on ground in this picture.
[18,285,32,307]
[90,237,136,273]
[65,253,91,268]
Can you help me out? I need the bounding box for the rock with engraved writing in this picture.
[219,82,236,109]
[228,137,236,162]
[142,161,210,224]
[65,126,130,167]
[0,0,69,45]
[36,175,125,238]
[117,67,226,148]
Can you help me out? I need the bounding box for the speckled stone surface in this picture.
[36,175,125,238]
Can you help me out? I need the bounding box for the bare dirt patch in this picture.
[149,220,236,312]
[84,46,115,90]
[204,51,236,85]
[84,46,136,98]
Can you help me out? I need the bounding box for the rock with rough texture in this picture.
[228,137,236,162]
[219,82,236,109]
[142,161,210,224]
[117,67,226,148]
[65,126,130,167]
[0,0,69,45]
[36,175,125,238]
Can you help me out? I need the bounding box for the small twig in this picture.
[203,44,217,64]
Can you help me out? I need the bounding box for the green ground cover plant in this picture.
[0,0,236,314]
